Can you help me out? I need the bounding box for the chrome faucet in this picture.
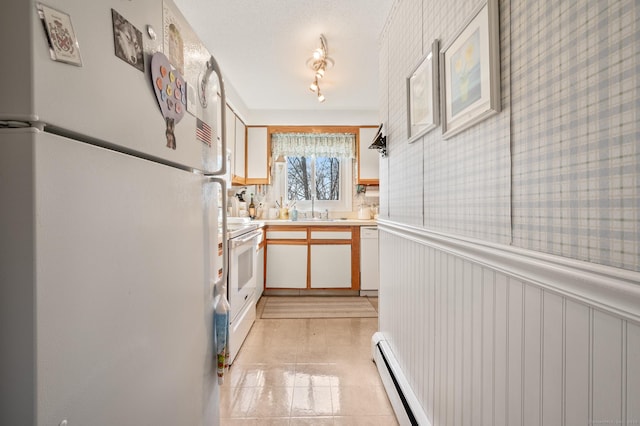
[311,194,315,219]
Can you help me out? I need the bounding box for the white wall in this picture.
[247,108,379,126]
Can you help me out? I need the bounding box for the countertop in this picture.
[256,219,378,226]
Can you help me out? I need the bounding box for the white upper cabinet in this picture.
[224,104,236,176]
[358,127,380,185]
[233,117,246,183]
[246,126,270,184]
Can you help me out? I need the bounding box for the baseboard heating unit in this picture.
[372,332,431,426]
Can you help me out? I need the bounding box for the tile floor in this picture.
[219,297,398,425]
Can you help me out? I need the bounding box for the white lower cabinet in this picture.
[310,244,352,288]
[266,244,307,288]
[265,226,358,290]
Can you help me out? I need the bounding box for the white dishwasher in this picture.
[360,226,379,296]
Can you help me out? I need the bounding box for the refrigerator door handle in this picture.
[210,177,227,292]
[203,55,226,177]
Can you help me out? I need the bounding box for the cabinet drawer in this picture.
[310,231,351,240]
[267,231,307,240]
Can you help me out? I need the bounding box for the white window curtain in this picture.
[271,133,356,159]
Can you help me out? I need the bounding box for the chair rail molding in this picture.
[378,219,640,324]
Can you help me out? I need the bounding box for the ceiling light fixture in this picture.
[306,34,333,103]
[309,78,318,92]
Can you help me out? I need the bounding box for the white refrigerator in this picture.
[0,0,228,425]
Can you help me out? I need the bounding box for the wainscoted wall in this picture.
[377,0,640,424]
[379,221,640,425]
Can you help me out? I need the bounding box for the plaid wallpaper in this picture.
[510,0,639,270]
[379,0,640,271]
[379,0,512,243]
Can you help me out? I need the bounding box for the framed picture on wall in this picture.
[407,39,440,143]
[440,0,500,139]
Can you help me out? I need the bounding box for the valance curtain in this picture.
[271,133,356,159]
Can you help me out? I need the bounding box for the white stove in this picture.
[224,217,262,363]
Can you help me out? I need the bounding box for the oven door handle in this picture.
[230,230,262,248]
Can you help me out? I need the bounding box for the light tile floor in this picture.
[219,297,398,425]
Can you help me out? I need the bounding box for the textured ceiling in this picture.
[175,0,393,113]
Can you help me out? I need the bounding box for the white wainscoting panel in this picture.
[378,220,640,426]
[523,285,542,426]
[629,324,640,424]
[592,311,623,424]
[542,292,563,426]
[564,300,590,426]
[507,278,524,426]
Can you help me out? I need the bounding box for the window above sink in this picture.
[271,131,355,213]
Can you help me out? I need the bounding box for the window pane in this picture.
[315,157,340,200]
[286,156,312,200]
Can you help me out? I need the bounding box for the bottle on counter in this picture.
[248,193,256,219]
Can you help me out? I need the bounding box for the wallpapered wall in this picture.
[380,0,512,244]
[379,0,639,272]
[510,1,639,270]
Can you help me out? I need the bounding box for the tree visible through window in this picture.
[286,156,340,201]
